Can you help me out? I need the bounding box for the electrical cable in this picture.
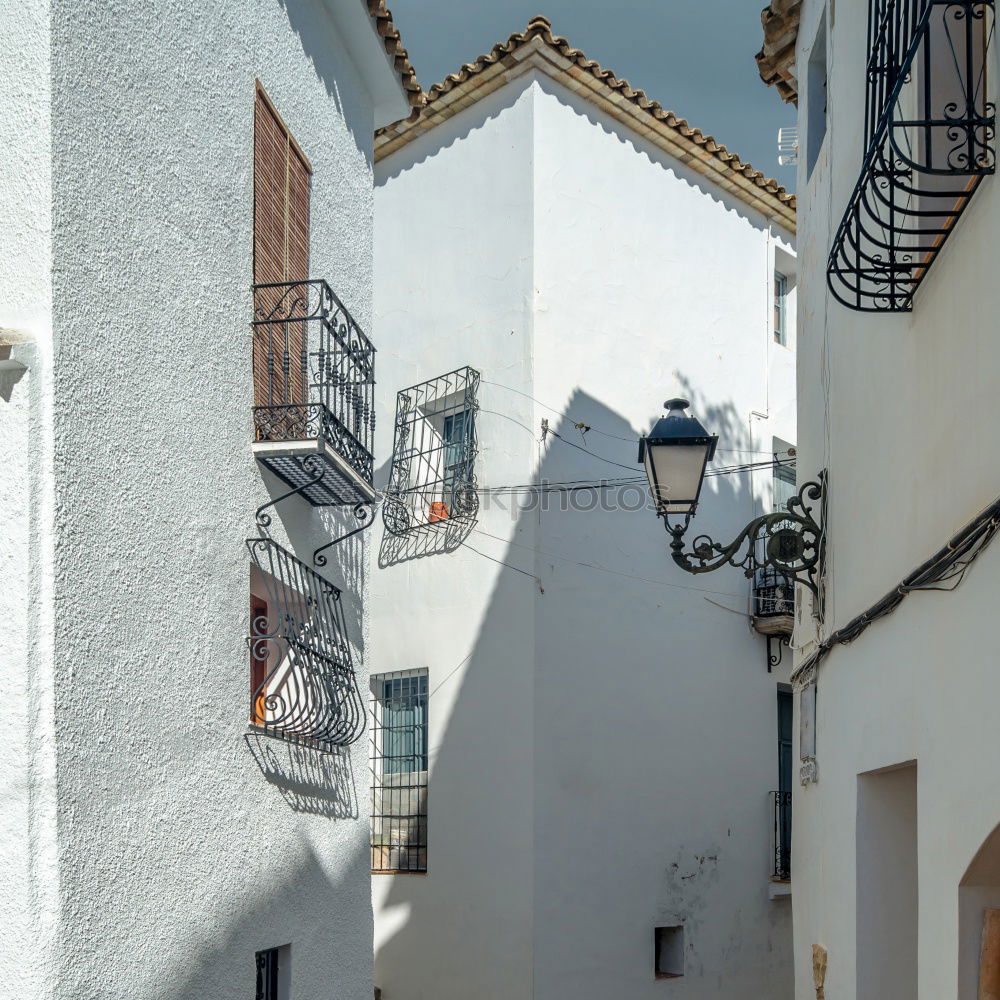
[467,523,749,600]
[791,491,1000,685]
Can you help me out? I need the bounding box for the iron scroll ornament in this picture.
[665,473,826,601]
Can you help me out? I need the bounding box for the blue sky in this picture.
[389,0,797,192]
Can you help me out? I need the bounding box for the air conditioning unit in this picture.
[778,126,799,166]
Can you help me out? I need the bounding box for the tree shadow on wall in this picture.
[243,733,359,819]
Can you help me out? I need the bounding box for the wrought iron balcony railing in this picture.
[251,279,376,506]
[754,567,795,623]
[829,0,995,311]
[753,568,794,669]
[772,790,792,881]
[247,537,366,750]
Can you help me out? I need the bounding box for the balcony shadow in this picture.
[243,732,360,820]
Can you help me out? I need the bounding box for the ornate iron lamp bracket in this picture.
[665,472,827,601]
[313,502,376,567]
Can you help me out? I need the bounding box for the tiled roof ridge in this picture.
[378,13,795,218]
[366,0,423,107]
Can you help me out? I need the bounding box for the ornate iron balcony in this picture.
[828,0,995,311]
[247,537,366,750]
[252,279,376,505]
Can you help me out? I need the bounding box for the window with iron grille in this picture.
[828,0,996,312]
[370,670,428,873]
[383,367,479,534]
[774,272,788,345]
[255,947,280,1000]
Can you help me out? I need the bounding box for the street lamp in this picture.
[639,398,826,600]
[637,398,718,515]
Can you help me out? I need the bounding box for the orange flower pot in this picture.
[428,501,450,522]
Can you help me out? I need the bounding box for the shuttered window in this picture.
[253,84,312,409]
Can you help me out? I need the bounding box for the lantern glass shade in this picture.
[638,399,718,516]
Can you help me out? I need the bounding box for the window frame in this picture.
[370,669,429,874]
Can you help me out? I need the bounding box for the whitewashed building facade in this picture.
[369,17,799,1000]
[758,1,1000,997]
[0,2,419,998]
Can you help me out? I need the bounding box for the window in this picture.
[774,272,788,345]
[371,670,429,873]
[806,13,828,178]
[772,439,796,513]
[255,945,289,1000]
[654,926,684,978]
[250,595,269,725]
[827,1,995,311]
[247,539,366,750]
[775,688,793,880]
[383,367,480,532]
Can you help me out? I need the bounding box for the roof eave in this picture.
[322,0,423,129]
[377,33,796,232]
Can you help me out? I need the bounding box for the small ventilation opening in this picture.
[654,925,684,979]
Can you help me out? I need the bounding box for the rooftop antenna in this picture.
[777,126,799,167]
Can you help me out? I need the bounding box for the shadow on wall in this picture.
[244,733,359,818]
[377,510,477,568]
[147,840,372,1000]
[277,0,375,168]
[373,386,790,999]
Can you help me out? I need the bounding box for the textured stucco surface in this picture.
[791,4,1000,999]
[371,71,797,1000]
[1,0,398,996]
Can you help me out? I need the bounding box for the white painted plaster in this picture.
[1,1,408,996]
[790,3,1000,998]
[372,68,797,1000]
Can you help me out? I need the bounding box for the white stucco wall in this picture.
[1,1,404,996]
[790,3,1000,998]
[1,2,57,996]
[372,68,797,1000]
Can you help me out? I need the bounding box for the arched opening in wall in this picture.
[958,821,1000,999]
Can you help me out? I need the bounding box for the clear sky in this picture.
[388,0,797,192]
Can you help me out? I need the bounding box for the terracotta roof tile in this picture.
[375,15,795,227]
[756,0,802,105]
[366,0,423,107]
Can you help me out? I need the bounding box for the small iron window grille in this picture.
[370,670,428,873]
[252,279,376,504]
[828,0,996,312]
[247,537,365,751]
[383,367,480,534]
[256,948,279,1000]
